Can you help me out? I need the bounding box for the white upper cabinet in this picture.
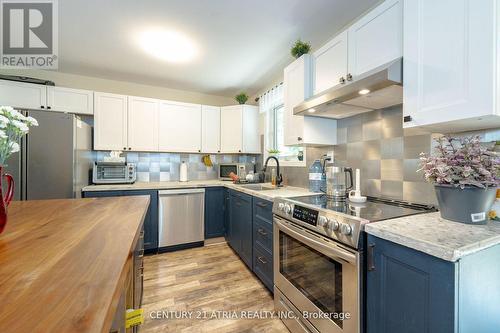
[159,101,202,153]
[0,80,46,110]
[201,105,221,153]
[284,55,309,146]
[347,0,402,79]
[220,105,260,154]
[94,92,128,151]
[284,55,337,146]
[220,105,244,153]
[403,0,500,132]
[127,96,159,152]
[242,105,260,153]
[313,31,348,94]
[312,0,402,93]
[47,86,94,115]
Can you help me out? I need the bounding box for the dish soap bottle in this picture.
[489,189,500,221]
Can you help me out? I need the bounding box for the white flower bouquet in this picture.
[0,106,38,165]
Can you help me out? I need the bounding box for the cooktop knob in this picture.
[318,216,328,227]
[328,219,340,231]
[284,204,292,214]
[278,203,285,211]
[340,223,352,236]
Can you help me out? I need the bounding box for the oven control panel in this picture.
[273,197,362,249]
[292,205,318,226]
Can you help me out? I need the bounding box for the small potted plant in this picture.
[291,39,311,59]
[419,135,500,224]
[267,149,280,156]
[235,93,248,105]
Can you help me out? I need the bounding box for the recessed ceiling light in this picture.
[137,29,198,63]
[308,108,316,113]
[359,89,370,95]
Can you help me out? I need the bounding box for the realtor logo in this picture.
[1,0,58,68]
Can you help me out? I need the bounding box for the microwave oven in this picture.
[219,163,253,180]
[92,162,136,184]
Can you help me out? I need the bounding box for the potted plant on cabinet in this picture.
[290,39,311,59]
[419,135,500,224]
[235,93,248,105]
[0,106,38,234]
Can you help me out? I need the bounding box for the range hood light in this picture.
[359,89,370,95]
[308,108,316,113]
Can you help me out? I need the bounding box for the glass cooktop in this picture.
[289,195,435,222]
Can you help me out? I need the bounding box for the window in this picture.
[263,99,305,167]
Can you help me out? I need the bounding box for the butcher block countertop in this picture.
[0,196,150,333]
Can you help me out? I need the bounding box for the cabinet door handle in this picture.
[258,256,267,264]
[346,73,353,81]
[256,202,268,208]
[368,243,375,271]
[257,228,268,236]
[40,105,45,109]
[339,77,346,84]
[403,115,413,123]
[128,147,131,150]
[297,137,303,142]
[123,147,127,150]
[138,249,144,258]
[47,106,51,110]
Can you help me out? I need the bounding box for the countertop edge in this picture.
[365,224,459,261]
[365,214,500,262]
[82,182,316,201]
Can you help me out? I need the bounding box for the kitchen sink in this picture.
[238,184,277,191]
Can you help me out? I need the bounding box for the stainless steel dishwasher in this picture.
[158,188,205,250]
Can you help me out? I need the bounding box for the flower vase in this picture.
[0,167,15,234]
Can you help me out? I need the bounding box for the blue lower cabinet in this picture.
[228,189,253,268]
[253,244,273,291]
[82,190,158,252]
[204,187,225,238]
[252,197,273,292]
[367,235,456,333]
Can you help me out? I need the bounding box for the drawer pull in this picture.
[257,228,268,236]
[138,249,144,258]
[258,256,267,264]
[256,202,268,208]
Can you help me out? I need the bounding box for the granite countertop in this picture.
[82,181,317,201]
[365,212,500,262]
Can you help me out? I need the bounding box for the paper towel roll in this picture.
[180,161,188,182]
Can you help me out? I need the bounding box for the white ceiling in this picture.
[58,0,379,97]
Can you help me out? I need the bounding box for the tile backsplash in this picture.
[95,152,257,182]
[281,105,438,205]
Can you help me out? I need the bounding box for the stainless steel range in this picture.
[272,195,435,333]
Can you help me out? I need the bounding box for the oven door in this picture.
[274,216,360,333]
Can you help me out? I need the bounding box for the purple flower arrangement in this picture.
[418,135,500,189]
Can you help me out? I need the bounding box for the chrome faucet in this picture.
[262,156,283,187]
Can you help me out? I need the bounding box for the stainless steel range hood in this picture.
[294,58,403,119]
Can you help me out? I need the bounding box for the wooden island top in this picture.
[0,196,150,333]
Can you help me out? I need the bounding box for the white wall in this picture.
[0,69,235,106]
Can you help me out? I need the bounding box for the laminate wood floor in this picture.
[140,242,289,333]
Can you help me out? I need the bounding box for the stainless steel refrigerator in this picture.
[4,110,93,201]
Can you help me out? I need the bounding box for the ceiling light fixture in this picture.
[137,29,198,63]
[359,89,370,95]
[308,108,316,113]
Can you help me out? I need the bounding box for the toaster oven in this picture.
[92,162,136,184]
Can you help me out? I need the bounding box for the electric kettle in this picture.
[325,163,353,201]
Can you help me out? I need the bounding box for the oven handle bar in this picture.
[274,217,357,265]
